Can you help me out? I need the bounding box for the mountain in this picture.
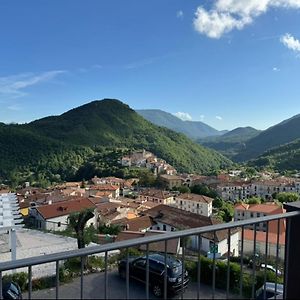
[0,99,232,185]
[197,127,260,159]
[0,124,93,184]
[234,114,300,162]
[136,109,224,139]
[248,139,300,171]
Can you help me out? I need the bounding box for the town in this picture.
[1,148,298,296]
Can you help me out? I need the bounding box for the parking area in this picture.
[28,270,239,299]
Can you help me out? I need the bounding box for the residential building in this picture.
[138,189,174,205]
[160,174,183,189]
[29,198,97,231]
[142,205,240,257]
[234,202,286,259]
[173,193,213,217]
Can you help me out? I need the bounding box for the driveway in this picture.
[25,270,239,299]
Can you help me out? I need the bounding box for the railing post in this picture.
[283,202,300,299]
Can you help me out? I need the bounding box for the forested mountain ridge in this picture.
[0,99,233,186]
[197,127,260,159]
[248,138,300,171]
[233,114,300,162]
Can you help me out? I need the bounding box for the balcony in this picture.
[1,202,300,299]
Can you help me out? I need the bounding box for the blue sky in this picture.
[1,0,300,130]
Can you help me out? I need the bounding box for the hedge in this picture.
[185,256,283,298]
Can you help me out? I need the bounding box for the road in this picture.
[25,270,240,299]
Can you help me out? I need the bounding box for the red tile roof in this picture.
[244,229,285,245]
[124,216,154,231]
[177,193,213,204]
[36,197,95,220]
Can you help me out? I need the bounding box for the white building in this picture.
[29,198,97,231]
[138,189,174,205]
[173,193,213,217]
[143,204,240,257]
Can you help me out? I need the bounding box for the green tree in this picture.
[68,208,95,249]
[246,197,262,204]
[276,192,299,203]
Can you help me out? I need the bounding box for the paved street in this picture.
[26,270,239,299]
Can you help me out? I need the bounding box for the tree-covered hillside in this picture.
[234,114,300,162]
[248,139,300,172]
[0,124,94,186]
[0,99,233,186]
[198,127,260,159]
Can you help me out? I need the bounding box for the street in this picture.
[25,270,239,299]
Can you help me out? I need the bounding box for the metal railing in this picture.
[1,210,300,299]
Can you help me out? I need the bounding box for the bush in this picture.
[32,276,57,290]
[118,248,142,260]
[185,256,283,298]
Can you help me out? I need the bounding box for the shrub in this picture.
[118,247,142,260]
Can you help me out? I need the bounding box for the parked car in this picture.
[256,282,284,299]
[2,282,22,300]
[118,253,189,297]
[260,263,282,276]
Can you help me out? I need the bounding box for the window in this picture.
[134,258,146,268]
[163,224,167,231]
[157,226,160,230]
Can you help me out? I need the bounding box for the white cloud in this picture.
[216,115,223,120]
[0,70,66,98]
[174,112,193,121]
[273,66,280,71]
[194,0,300,39]
[280,33,300,53]
[200,114,205,121]
[177,10,184,18]
[7,104,22,111]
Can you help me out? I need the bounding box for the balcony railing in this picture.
[1,202,300,299]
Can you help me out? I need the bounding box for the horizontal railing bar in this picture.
[0,211,299,271]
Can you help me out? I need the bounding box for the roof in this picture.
[36,198,95,220]
[234,203,249,210]
[89,184,119,191]
[140,231,180,254]
[177,193,213,204]
[96,202,120,216]
[142,204,239,242]
[139,189,173,199]
[234,202,284,214]
[244,229,285,245]
[116,231,179,254]
[160,174,183,181]
[124,216,155,231]
[115,231,144,241]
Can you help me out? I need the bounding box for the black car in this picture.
[118,253,189,297]
[2,282,22,300]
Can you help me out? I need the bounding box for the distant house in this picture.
[142,205,240,257]
[89,185,120,199]
[138,189,174,205]
[234,202,286,259]
[121,156,132,167]
[160,174,183,189]
[29,198,97,231]
[173,193,213,217]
